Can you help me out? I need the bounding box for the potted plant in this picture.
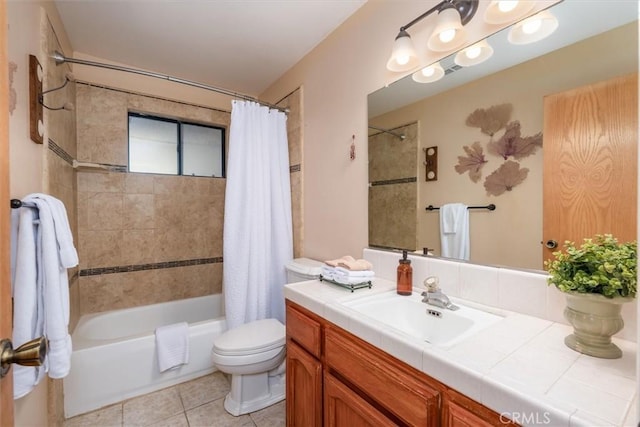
[545,234,637,359]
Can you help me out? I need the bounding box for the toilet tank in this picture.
[285,258,324,283]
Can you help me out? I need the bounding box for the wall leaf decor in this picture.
[465,103,513,137]
[457,103,543,196]
[483,160,529,196]
[487,121,542,160]
[454,141,487,183]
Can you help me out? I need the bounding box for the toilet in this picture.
[211,257,324,416]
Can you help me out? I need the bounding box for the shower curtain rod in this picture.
[51,51,288,113]
[368,125,405,140]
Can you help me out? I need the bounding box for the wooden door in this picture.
[286,340,322,427]
[542,73,638,263]
[0,0,15,424]
[324,373,397,427]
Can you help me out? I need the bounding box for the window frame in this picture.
[127,111,226,178]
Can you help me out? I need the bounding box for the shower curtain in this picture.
[223,100,293,330]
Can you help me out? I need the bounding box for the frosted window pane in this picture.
[129,116,178,174]
[182,124,224,177]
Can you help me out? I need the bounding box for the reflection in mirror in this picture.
[368,1,638,271]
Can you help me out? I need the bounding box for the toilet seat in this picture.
[213,318,285,357]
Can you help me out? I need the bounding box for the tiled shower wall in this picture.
[42,14,78,426]
[368,122,418,251]
[75,84,303,315]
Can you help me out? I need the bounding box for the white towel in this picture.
[439,203,470,260]
[334,267,375,278]
[321,265,336,280]
[155,322,190,372]
[11,194,78,398]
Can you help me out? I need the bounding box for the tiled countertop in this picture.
[284,278,638,427]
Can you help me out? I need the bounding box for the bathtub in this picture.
[63,294,226,418]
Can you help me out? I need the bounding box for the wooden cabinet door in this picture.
[325,326,441,427]
[443,400,496,427]
[286,340,322,427]
[543,73,637,263]
[324,372,397,427]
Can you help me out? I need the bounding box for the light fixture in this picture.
[386,30,420,72]
[508,10,558,44]
[386,0,479,72]
[454,39,494,66]
[412,62,445,83]
[484,0,535,25]
[428,3,468,52]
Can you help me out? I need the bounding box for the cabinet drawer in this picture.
[325,326,441,427]
[286,302,322,358]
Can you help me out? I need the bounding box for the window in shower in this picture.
[128,112,225,177]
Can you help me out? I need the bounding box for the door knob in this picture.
[0,336,47,378]
[545,240,558,249]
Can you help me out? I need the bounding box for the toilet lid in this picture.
[213,318,285,356]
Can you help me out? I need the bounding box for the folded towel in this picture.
[334,267,375,278]
[325,255,355,267]
[155,322,189,372]
[337,258,373,271]
[321,265,336,280]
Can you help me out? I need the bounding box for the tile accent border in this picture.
[80,257,223,277]
[48,138,74,166]
[370,177,417,187]
[290,164,301,173]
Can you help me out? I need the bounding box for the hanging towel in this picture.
[155,322,190,372]
[11,194,78,398]
[439,203,470,260]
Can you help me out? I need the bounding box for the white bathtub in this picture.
[63,294,226,418]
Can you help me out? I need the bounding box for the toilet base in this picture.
[223,368,286,416]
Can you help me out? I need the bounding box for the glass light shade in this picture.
[412,62,445,83]
[386,30,420,72]
[508,10,559,44]
[484,0,535,25]
[427,7,466,52]
[454,39,494,66]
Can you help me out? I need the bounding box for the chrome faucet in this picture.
[421,277,459,311]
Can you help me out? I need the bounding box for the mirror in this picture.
[368,1,638,271]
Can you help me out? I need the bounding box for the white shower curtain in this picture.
[223,100,293,330]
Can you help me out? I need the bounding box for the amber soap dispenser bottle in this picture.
[397,250,412,295]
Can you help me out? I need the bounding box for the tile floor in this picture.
[63,372,285,427]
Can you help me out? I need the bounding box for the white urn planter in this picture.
[563,291,632,359]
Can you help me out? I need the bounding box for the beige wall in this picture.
[368,23,638,270]
[259,1,556,261]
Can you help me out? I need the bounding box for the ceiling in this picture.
[53,0,367,96]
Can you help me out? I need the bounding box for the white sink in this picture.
[343,290,503,348]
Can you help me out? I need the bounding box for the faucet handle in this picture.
[424,276,439,292]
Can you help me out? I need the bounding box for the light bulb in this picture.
[422,67,436,77]
[498,0,518,13]
[439,28,456,43]
[396,54,410,66]
[465,46,482,59]
[522,18,542,34]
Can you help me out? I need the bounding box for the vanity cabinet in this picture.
[286,300,516,427]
